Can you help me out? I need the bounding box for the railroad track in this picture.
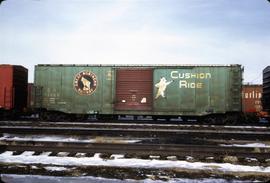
[1,140,270,165]
[1,120,269,131]
[1,137,270,181]
[1,125,270,140]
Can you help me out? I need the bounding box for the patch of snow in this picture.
[31,165,38,169]
[0,134,95,143]
[110,154,125,159]
[167,156,177,161]
[186,156,194,161]
[149,155,160,159]
[75,153,87,157]
[57,152,70,157]
[45,166,67,171]
[94,153,101,158]
[1,151,13,156]
[245,158,258,162]
[220,143,270,148]
[21,151,35,156]
[0,133,141,144]
[40,152,52,156]
[0,151,269,173]
[224,126,269,129]
[122,140,142,143]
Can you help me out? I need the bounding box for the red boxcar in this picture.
[242,84,262,113]
[0,65,28,112]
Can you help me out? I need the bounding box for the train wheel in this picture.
[39,111,50,121]
[244,113,259,124]
[202,115,224,125]
[204,116,217,124]
[164,116,171,122]
[222,113,239,125]
[152,116,158,121]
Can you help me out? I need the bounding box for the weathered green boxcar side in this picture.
[34,64,242,117]
[34,65,114,115]
[152,65,242,116]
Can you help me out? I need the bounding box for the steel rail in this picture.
[1,140,269,161]
[1,126,270,140]
[1,121,269,132]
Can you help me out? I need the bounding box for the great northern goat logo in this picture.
[155,77,173,99]
[74,71,97,95]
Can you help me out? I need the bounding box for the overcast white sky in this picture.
[0,0,270,83]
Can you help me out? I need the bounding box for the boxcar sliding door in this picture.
[114,69,153,111]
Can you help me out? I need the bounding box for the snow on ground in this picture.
[44,166,68,171]
[0,174,258,183]
[224,125,269,129]
[5,133,269,148]
[0,133,141,144]
[0,133,95,143]
[0,151,269,173]
[220,143,270,148]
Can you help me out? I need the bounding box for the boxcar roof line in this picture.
[36,64,241,68]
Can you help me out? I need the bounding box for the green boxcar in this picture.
[34,65,114,115]
[34,64,242,117]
